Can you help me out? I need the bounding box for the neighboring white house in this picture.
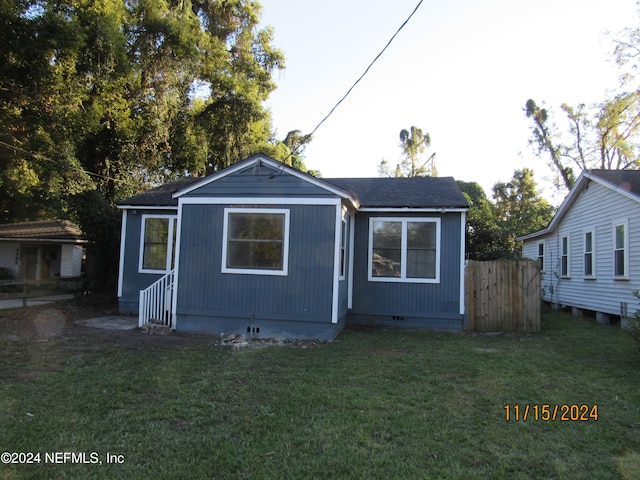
[0,220,86,281]
[518,169,640,325]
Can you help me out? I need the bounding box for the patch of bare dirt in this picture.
[0,296,322,351]
[0,295,212,349]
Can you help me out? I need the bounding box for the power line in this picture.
[306,0,425,141]
[0,139,139,187]
[0,1,425,183]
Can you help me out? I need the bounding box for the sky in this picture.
[257,0,639,203]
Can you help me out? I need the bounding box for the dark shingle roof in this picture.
[119,169,468,210]
[118,177,201,207]
[323,177,468,209]
[0,220,84,241]
[590,169,640,197]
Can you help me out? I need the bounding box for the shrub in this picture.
[0,267,13,280]
[627,291,640,343]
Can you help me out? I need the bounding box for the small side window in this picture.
[537,241,545,272]
[139,215,177,273]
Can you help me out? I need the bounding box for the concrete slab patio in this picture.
[75,316,138,330]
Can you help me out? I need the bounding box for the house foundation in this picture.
[596,312,610,325]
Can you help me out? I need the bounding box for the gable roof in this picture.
[173,155,359,207]
[0,220,85,243]
[517,169,640,241]
[589,169,640,197]
[118,155,469,210]
[118,177,201,208]
[324,177,468,209]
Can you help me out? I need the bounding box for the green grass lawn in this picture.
[1,308,639,479]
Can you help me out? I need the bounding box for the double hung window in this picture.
[369,218,440,283]
[614,221,628,279]
[583,230,595,278]
[560,236,570,278]
[222,208,289,275]
[139,215,177,273]
[537,242,545,272]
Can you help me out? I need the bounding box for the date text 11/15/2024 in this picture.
[504,404,599,422]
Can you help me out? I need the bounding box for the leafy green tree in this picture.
[525,96,640,193]
[525,20,640,192]
[492,168,555,256]
[0,0,285,215]
[258,129,320,176]
[524,100,576,191]
[70,190,121,294]
[378,126,436,177]
[457,181,505,260]
[0,0,287,292]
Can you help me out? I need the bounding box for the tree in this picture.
[525,19,640,192]
[257,129,320,176]
[0,0,287,294]
[524,100,576,191]
[0,0,285,216]
[378,126,436,177]
[525,96,640,192]
[492,168,555,257]
[456,181,505,260]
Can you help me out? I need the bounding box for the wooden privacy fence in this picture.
[465,260,541,333]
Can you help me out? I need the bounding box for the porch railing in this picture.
[139,270,175,329]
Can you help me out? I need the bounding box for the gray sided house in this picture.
[518,169,640,324]
[0,220,86,281]
[117,155,469,340]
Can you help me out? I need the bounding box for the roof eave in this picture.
[0,237,87,244]
[117,204,178,210]
[172,155,360,209]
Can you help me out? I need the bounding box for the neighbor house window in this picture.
[560,235,570,278]
[537,241,545,272]
[368,217,440,283]
[584,230,595,278]
[613,220,628,278]
[222,208,289,276]
[139,215,177,273]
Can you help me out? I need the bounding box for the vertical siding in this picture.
[349,212,463,320]
[118,208,177,313]
[176,204,336,323]
[523,181,640,316]
[182,165,336,198]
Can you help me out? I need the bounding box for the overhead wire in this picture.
[303,0,425,147]
[0,0,425,181]
[0,139,140,187]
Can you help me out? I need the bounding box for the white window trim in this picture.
[583,228,596,279]
[347,213,355,309]
[138,214,177,274]
[367,217,441,284]
[117,210,128,297]
[613,219,629,280]
[560,234,570,278]
[537,240,545,273]
[221,208,290,276]
[339,210,348,281]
